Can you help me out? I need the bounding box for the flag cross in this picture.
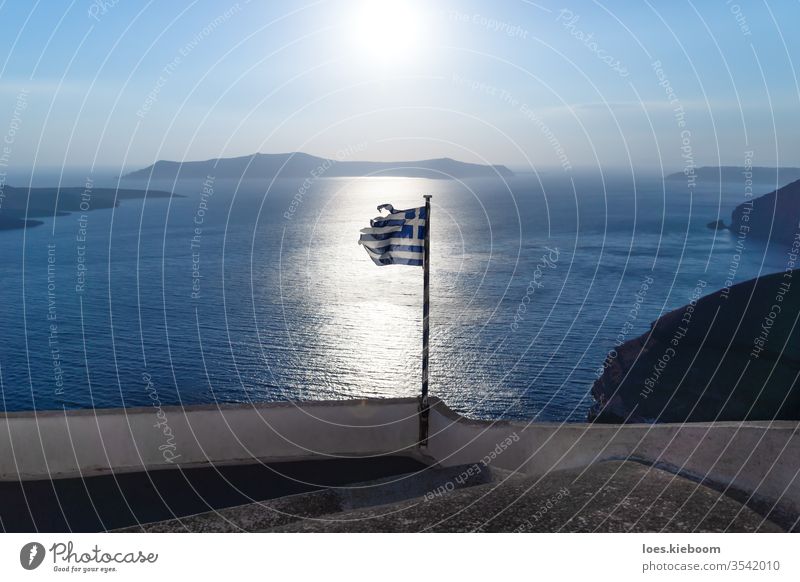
[406,208,425,240]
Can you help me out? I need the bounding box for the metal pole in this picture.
[420,194,432,446]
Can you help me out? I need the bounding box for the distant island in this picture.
[666,166,800,183]
[121,152,515,181]
[0,185,174,230]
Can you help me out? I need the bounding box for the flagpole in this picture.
[420,194,432,446]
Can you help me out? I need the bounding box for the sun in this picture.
[349,1,426,66]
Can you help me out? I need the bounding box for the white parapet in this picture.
[0,397,797,521]
[0,398,421,480]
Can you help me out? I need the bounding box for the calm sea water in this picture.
[0,172,791,421]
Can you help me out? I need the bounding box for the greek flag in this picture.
[358,203,427,266]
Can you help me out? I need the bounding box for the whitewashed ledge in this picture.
[0,397,797,522]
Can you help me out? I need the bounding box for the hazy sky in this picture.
[1,0,798,173]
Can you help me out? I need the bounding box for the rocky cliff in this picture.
[589,270,800,423]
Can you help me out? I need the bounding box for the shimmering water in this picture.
[0,173,791,420]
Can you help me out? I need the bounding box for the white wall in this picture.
[0,399,420,480]
[0,397,797,520]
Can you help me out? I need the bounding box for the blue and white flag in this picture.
[358,203,427,266]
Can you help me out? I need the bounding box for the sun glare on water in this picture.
[349,1,427,66]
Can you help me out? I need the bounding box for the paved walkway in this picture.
[122,460,786,533]
[272,460,783,533]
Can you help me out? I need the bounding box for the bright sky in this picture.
[1,0,798,173]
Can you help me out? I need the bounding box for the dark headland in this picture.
[730,178,800,244]
[590,269,800,423]
[0,185,175,230]
[121,152,515,181]
[707,179,800,244]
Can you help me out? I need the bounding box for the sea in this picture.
[0,170,792,421]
